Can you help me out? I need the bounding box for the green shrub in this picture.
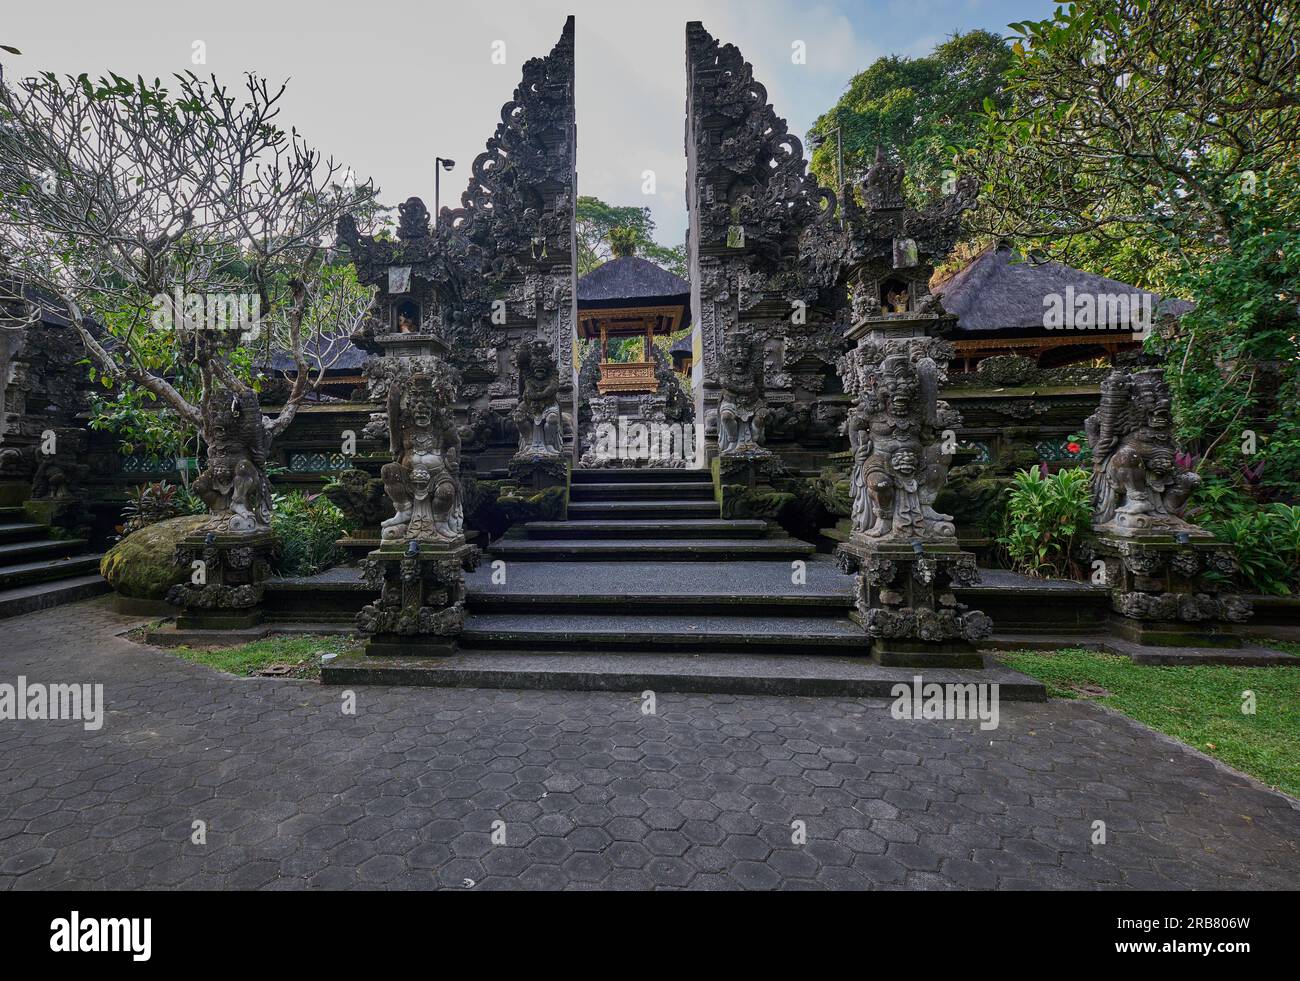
[1190,481,1300,595]
[271,491,349,577]
[997,466,1091,579]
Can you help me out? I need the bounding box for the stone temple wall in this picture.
[684,22,848,473]
[339,17,579,478]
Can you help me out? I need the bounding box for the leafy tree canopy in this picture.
[575,195,685,278]
[808,30,1012,206]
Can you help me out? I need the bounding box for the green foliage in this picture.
[966,0,1300,271]
[997,467,1091,579]
[1188,480,1300,595]
[170,633,360,680]
[270,491,349,577]
[808,30,1012,204]
[575,196,685,277]
[1148,178,1300,501]
[118,481,181,537]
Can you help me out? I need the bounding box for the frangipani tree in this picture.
[0,69,377,498]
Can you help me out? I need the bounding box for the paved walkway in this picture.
[1,598,1296,890]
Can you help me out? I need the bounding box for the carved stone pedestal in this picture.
[508,452,569,491]
[1091,535,1252,647]
[356,541,481,657]
[836,540,991,668]
[167,532,276,630]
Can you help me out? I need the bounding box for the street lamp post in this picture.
[434,157,456,226]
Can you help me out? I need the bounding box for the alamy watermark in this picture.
[890,676,1000,731]
[589,418,704,466]
[1043,286,1154,337]
[0,676,104,731]
[149,286,262,337]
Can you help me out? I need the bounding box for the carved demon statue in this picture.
[1085,368,1205,537]
[513,338,564,457]
[193,387,272,534]
[846,345,959,542]
[717,332,767,455]
[381,364,464,543]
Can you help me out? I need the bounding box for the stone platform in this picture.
[320,649,1047,699]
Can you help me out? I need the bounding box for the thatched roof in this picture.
[266,335,368,373]
[577,256,689,308]
[936,245,1192,338]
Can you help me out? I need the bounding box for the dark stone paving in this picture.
[1,598,1297,890]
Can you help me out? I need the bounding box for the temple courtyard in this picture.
[1,596,1296,891]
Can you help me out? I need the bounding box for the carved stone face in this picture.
[880,357,917,415]
[891,450,918,476]
[212,463,232,485]
[1147,451,1174,479]
[410,396,434,430]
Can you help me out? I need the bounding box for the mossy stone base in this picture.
[100,514,213,600]
[363,636,458,659]
[177,608,264,631]
[870,637,984,669]
[1108,616,1242,649]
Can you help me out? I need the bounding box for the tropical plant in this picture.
[1187,480,1300,594]
[997,466,1092,579]
[117,481,180,537]
[270,490,350,577]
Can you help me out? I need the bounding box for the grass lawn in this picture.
[170,633,361,680]
[998,648,1300,798]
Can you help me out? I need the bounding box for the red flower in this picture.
[1067,442,1081,454]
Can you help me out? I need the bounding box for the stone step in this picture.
[488,537,816,561]
[569,482,715,501]
[459,611,862,653]
[571,468,711,484]
[0,537,89,567]
[0,574,111,620]
[565,500,720,519]
[0,522,48,545]
[0,507,29,520]
[321,649,1047,700]
[467,590,851,616]
[0,553,103,590]
[522,518,767,540]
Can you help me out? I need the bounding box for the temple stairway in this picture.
[0,506,108,619]
[291,467,1048,696]
[460,468,872,657]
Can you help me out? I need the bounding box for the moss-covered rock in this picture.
[463,475,566,541]
[935,464,1013,536]
[99,514,211,599]
[721,485,796,521]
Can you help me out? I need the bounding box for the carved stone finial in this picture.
[862,146,906,212]
[396,197,432,241]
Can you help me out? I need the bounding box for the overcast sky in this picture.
[3,0,1047,246]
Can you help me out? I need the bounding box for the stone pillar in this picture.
[168,531,276,630]
[832,326,992,668]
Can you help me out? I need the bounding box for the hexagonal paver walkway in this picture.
[1,597,1297,890]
